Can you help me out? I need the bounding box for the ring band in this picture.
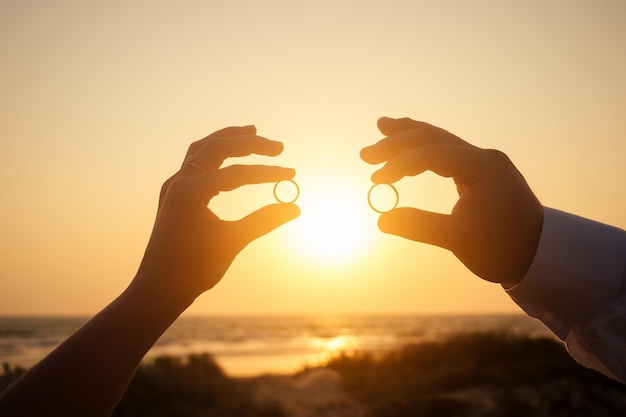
[184,155,207,173]
[368,183,399,213]
[273,179,300,204]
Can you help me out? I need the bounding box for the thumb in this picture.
[378,207,460,252]
[235,203,301,248]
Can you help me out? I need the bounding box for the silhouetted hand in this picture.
[0,125,300,417]
[134,125,300,309]
[361,117,543,285]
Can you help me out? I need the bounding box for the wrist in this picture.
[511,203,544,284]
[124,272,195,321]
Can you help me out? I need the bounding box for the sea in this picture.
[0,314,554,377]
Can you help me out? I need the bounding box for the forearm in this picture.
[0,276,190,417]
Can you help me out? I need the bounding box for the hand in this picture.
[134,125,300,309]
[360,117,543,285]
[0,125,300,417]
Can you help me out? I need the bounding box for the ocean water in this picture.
[0,314,553,376]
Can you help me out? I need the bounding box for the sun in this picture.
[287,179,373,265]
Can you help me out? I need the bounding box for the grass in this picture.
[113,354,286,417]
[326,332,626,417]
[3,332,626,416]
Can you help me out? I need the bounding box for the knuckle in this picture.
[187,138,204,154]
[482,148,512,167]
[163,176,198,202]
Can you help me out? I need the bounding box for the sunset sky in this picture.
[1,0,625,316]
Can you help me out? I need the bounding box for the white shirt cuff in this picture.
[506,207,626,340]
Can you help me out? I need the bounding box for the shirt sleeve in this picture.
[506,207,626,381]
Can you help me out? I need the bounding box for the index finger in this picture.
[203,164,296,195]
[192,135,285,172]
[372,144,483,184]
[360,123,474,165]
[184,125,258,161]
[361,128,432,164]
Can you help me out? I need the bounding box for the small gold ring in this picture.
[184,156,206,173]
[273,179,300,204]
[368,183,399,213]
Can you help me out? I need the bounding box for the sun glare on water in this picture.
[288,180,373,266]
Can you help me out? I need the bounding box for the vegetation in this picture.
[326,332,626,417]
[0,363,26,393]
[3,332,626,416]
[113,354,285,417]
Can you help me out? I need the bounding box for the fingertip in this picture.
[370,169,388,184]
[361,145,386,165]
[377,116,399,135]
[285,203,301,219]
[264,139,284,156]
[283,167,296,179]
[269,202,301,223]
[360,146,374,163]
[377,211,397,234]
[377,116,392,129]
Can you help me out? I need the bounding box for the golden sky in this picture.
[1,0,625,315]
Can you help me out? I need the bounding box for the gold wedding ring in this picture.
[184,155,207,173]
[273,179,300,204]
[368,183,399,213]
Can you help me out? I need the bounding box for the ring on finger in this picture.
[184,155,207,173]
